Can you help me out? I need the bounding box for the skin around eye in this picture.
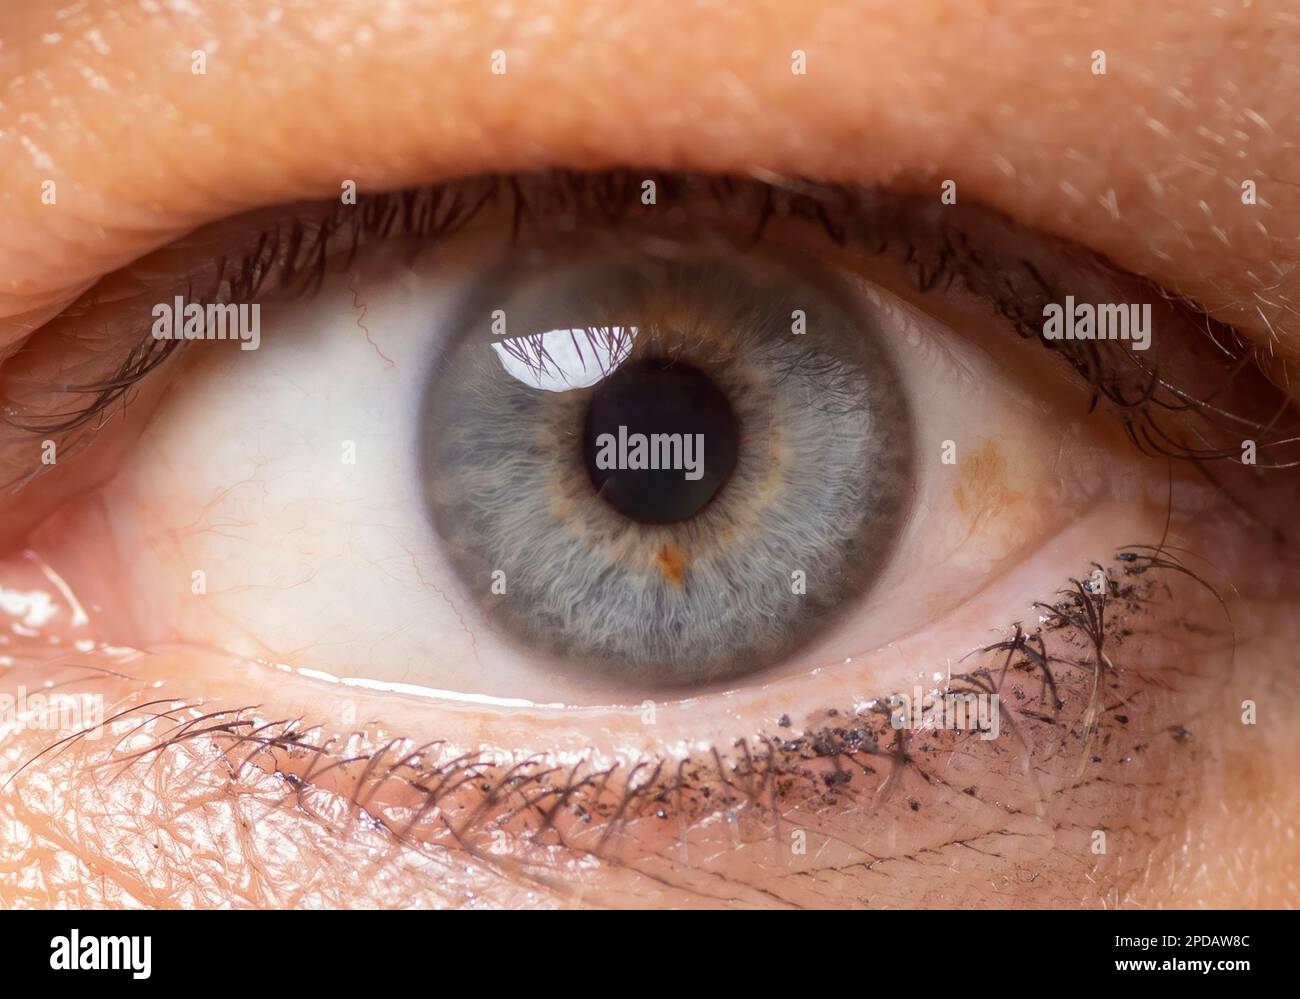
[1,0,1299,913]
[1,1,1295,361]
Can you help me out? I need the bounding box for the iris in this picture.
[420,238,914,686]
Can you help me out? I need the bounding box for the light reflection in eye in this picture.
[491,325,638,391]
[0,587,57,630]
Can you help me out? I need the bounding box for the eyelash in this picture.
[16,545,1223,871]
[10,170,1299,487]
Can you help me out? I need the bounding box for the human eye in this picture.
[21,176,1205,700]
[1,0,1298,917]
[4,169,1295,909]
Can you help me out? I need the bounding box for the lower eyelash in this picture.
[10,542,1228,894]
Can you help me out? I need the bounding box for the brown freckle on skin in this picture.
[954,440,1023,528]
[653,541,690,585]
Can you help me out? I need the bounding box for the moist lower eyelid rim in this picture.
[3,541,1230,868]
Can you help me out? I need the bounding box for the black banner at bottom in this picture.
[0,908,1283,985]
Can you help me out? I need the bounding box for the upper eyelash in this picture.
[6,170,1299,480]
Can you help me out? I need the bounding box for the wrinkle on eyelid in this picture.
[0,548,1283,909]
[0,0,1297,363]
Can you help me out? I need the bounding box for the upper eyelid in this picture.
[7,172,1298,479]
[2,6,1291,352]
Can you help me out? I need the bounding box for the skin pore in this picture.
[1,0,1298,907]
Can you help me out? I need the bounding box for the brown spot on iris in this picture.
[653,541,690,586]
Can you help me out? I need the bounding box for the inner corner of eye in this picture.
[418,243,918,690]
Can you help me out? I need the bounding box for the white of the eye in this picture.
[490,326,637,391]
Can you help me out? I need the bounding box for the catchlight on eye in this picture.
[419,241,915,687]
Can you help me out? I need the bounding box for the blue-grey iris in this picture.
[419,237,913,687]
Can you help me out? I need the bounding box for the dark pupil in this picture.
[583,359,739,524]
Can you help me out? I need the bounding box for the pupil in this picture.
[583,359,740,524]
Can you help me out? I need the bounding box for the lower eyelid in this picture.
[0,518,1241,907]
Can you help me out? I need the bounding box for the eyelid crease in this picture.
[6,171,1300,504]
